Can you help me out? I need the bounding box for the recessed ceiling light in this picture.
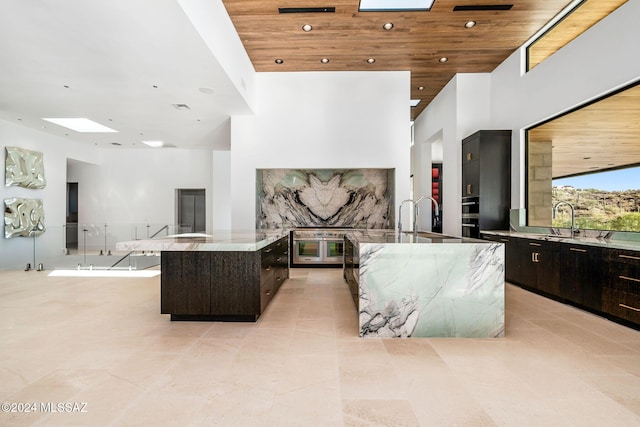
[142,140,164,148]
[172,104,191,110]
[199,87,215,94]
[275,58,284,64]
[410,99,421,107]
[360,0,435,12]
[383,22,394,30]
[367,58,376,64]
[302,24,313,32]
[42,118,118,133]
[464,21,476,28]
[321,58,330,64]
[439,57,448,63]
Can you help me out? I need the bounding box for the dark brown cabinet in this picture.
[488,232,640,330]
[560,245,602,311]
[343,236,359,308]
[461,130,511,238]
[516,238,561,297]
[161,236,289,321]
[602,248,640,326]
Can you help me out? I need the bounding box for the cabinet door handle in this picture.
[265,290,271,296]
[466,184,473,195]
[264,248,272,253]
[529,242,541,247]
[531,252,539,263]
[276,257,281,262]
[467,152,473,161]
[569,247,587,253]
[500,238,509,242]
[619,254,640,261]
[619,275,640,283]
[265,266,271,271]
[619,303,640,312]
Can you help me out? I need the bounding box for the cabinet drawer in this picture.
[260,278,274,313]
[604,248,640,265]
[602,287,640,325]
[260,263,274,285]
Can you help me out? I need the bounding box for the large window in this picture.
[526,81,640,233]
[526,0,627,71]
[552,167,640,232]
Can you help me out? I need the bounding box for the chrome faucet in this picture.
[398,199,415,234]
[414,196,440,238]
[552,201,576,238]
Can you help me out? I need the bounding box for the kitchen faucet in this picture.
[552,201,576,238]
[414,196,440,238]
[397,199,415,234]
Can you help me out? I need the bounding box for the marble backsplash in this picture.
[257,169,394,229]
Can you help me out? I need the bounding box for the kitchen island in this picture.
[344,230,504,338]
[116,230,289,321]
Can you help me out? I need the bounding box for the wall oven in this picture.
[461,196,480,238]
[292,228,349,266]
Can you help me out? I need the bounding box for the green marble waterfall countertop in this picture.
[115,229,289,252]
[482,230,640,251]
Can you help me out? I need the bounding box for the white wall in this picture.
[212,150,231,229]
[0,119,98,268]
[413,74,491,236]
[68,148,214,235]
[229,71,411,230]
[414,0,640,232]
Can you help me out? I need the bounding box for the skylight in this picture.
[141,140,164,148]
[359,0,435,12]
[42,118,118,133]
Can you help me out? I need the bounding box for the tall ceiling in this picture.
[222,0,572,118]
[0,0,576,149]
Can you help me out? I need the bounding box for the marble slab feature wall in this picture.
[5,146,46,189]
[359,242,505,338]
[257,169,393,228]
[4,198,45,238]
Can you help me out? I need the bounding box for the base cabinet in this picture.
[343,236,359,308]
[483,233,639,330]
[161,236,289,321]
[560,245,602,311]
[602,248,640,326]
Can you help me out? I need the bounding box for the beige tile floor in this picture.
[0,267,639,426]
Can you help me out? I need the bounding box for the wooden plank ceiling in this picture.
[221,0,572,119]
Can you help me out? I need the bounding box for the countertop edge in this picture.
[481,230,640,251]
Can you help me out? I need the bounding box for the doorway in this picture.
[176,189,206,234]
[66,182,78,250]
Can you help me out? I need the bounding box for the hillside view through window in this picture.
[552,166,640,232]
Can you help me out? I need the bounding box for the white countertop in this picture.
[346,229,486,244]
[115,229,289,252]
[482,230,640,251]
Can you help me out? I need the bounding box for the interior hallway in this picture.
[1,268,639,426]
